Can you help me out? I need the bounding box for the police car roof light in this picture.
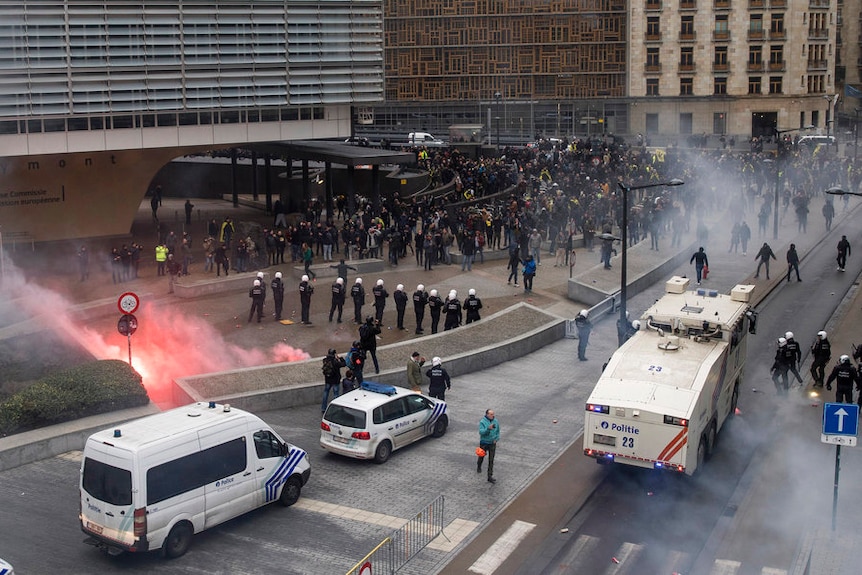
[360,381,398,396]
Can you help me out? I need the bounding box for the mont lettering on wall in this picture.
[0,148,180,242]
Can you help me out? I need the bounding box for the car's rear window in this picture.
[82,457,132,506]
[325,405,367,429]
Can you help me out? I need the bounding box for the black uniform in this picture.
[299,279,314,324]
[444,297,462,331]
[826,361,861,404]
[248,283,265,323]
[464,295,483,324]
[329,281,346,323]
[425,364,451,400]
[271,277,285,321]
[576,313,593,361]
[810,336,832,387]
[394,289,408,330]
[771,346,790,394]
[372,284,388,323]
[351,282,365,324]
[784,337,803,384]
[412,289,428,334]
[428,294,444,334]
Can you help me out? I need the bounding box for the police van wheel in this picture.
[730,383,739,416]
[706,423,717,459]
[374,440,392,464]
[696,437,707,471]
[432,415,449,438]
[163,521,193,559]
[279,476,303,507]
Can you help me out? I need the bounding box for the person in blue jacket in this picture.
[477,409,500,483]
[522,255,537,293]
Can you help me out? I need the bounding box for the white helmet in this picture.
[429,289,438,297]
[432,356,442,366]
[632,320,641,331]
[275,271,282,279]
[468,288,476,296]
[579,309,589,319]
[417,284,425,291]
[301,274,309,282]
[785,331,794,340]
[396,284,404,291]
[818,330,827,338]
[376,279,384,286]
[778,337,787,347]
[841,354,851,364]
[449,290,457,298]
[336,277,344,285]
[355,277,363,284]
[257,272,264,279]
[253,279,261,286]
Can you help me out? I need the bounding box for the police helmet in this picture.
[301,275,309,282]
[396,284,404,291]
[449,290,457,298]
[818,330,827,339]
[257,272,264,279]
[275,271,282,279]
[778,337,787,347]
[355,277,363,284]
[632,320,641,331]
[841,354,851,364]
[336,277,344,285]
[432,356,442,366]
[253,279,261,286]
[429,289,438,297]
[376,279,384,286]
[579,309,589,319]
[469,288,476,296]
[785,331,794,340]
[417,284,425,291]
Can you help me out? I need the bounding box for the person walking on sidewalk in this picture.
[786,243,801,282]
[522,255,537,293]
[506,241,520,286]
[477,409,500,484]
[826,355,860,404]
[754,242,776,279]
[689,247,709,285]
[810,330,832,388]
[837,235,851,271]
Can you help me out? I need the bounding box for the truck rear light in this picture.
[320,421,331,432]
[663,415,688,426]
[586,403,609,414]
[133,507,147,538]
[352,431,371,440]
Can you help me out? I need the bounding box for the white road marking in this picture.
[468,520,537,575]
[552,534,600,570]
[603,541,644,575]
[710,559,742,575]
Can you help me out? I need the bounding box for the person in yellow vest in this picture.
[154,243,168,276]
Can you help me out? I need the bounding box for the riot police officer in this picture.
[329,277,345,323]
[413,284,428,334]
[810,330,831,387]
[826,355,860,404]
[444,289,462,331]
[464,288,483,324]
[299,274,314,324]
[351,277,365,324]
[428,289,444,334]
[784,331,803,386]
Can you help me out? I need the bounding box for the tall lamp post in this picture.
[494,92,502,150]
[616,178,685,345]
[824,94,839,152]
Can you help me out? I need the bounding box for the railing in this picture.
[748,29,765,40]
[713,62,730,72]
[346,495,445,575]
[679,32,696,41]
[770,29,786,40]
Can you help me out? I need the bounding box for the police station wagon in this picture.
[320,382,448,463]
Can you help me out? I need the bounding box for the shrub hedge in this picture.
[0,359,149,436]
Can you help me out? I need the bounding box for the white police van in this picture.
[80,402,310,558]
[320,382,448,463]
[0,557,14,574]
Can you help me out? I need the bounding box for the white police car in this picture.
[0,558,14,574]
[320,381,448,463]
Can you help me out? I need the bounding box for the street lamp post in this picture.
[494,92,502,150]
[616,178,685,346]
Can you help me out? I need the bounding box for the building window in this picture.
[748,77,762,94]
[647,17,661,39]
[714,112,727,134]
[714,15,729,38]
[769,45,784,70]
[749,14,764,39]
[680,15,695,39]
[806,74,825,94]
[680,77,693,95]
[646,113,659,134]
[714,46,728,71]
[714,77,727,95]
[769,76,783,94]
[646,78,660,96]
[680,47,694,71]
[770,14,784,36]
[748,45,763,71]
[646,48,660,71]
[680,112,693,134]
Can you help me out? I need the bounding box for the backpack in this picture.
[349,349,366,369]
[322,356,335,377]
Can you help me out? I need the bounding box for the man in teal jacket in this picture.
[477,409,500,483]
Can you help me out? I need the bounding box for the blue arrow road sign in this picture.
[823,403,860,436]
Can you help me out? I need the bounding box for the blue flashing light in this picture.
[654,461,664,469]
[603,453,615,461]
[586,404,610,414]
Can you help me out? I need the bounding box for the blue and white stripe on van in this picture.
[264,447,307,502]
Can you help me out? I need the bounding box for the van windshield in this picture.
[82,457,132,506]
[325,405,366,429]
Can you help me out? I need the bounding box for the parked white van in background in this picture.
[407,132,446,146]
[80,402,310,559]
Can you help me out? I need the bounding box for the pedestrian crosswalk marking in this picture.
[710,559,742,575]
[468,520,536,575]
[603,541,644,575]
